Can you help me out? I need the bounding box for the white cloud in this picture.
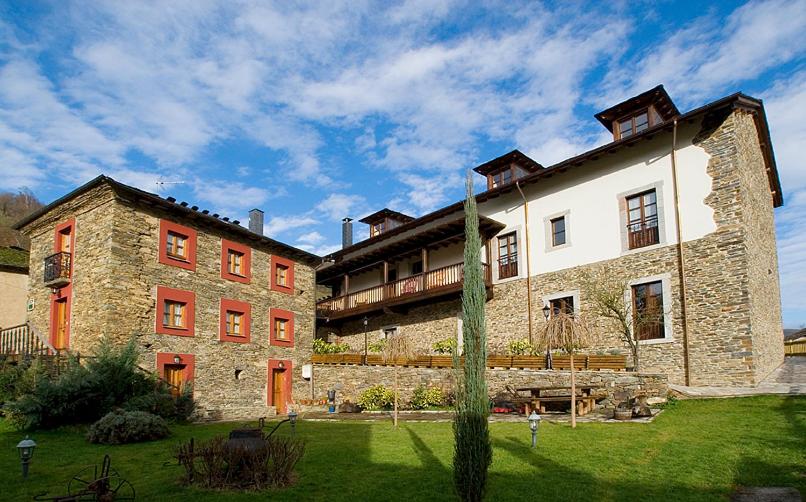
[264,214,319,236]
[316,193,367,221]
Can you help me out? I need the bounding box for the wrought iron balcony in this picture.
[44,251,71,288]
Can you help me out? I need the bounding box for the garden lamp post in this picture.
[528,411,541,448]
[362,316,369,364]
[542,304,553,369]
[288,410,298,435]
[16,436,36,478]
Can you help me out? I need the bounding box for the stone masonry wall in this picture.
[23,184,316,421]
[311,363,667,410]
[733,110,785,382]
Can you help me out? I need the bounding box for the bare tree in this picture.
[382,334,416,427]
[580,267,664,372]
[535,311,592,428]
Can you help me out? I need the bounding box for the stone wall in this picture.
[22,183,316,421]
[310,363,667,410]
[733,110,785,382]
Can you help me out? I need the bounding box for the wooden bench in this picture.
[525,396,596,416]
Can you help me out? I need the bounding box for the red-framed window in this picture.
[156,352,195,397]
[267,359,293,413]
[158,220,197,271]
[220,298,251,343]
[271,256,295,294]
[155,286,195,336]
[269,308,295,347]
[221,239,251,283]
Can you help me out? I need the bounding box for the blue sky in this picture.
[0,0,804,327]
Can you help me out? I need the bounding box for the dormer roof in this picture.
[358,208,415,225]
[595,85,680,132]
[472,149,543,176]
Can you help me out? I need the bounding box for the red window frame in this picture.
[271,256,295,294]
[219,298,251,343]
[155,286,195,336]
[156,352,195,394]
[269,308,295,347]
[267,359,293,410]
[158,220,197,271]
[221,239,251,283]
[54,218,76,254]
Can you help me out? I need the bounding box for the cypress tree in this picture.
[452,172,492,501]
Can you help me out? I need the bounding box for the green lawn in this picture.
[1,396,804,501]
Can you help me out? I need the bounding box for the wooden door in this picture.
[272,369,287,414]
[164,364,184,397]
[54,299,68,350]
[59,229,71,253]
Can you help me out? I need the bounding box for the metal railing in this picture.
[627,217,659,249]
[497,257,518,279]
[317,262,491,316]
[44,251,71,286]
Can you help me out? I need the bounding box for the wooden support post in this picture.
[421,248,428,272]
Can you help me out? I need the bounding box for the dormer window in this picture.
[360,209,415,238]
[616,110,650,139]
[472,150,543,191]
[595,85,680,142]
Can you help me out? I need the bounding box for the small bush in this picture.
[357,385,394,410]
[313,338,350,354]
[87,410,170,444]
[410,386,446,409]
[174,434,305,489]
[507,338,535,356]
[432,338,457,354]
[367,339,386,353]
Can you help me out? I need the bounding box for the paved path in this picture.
[671,357,806,398]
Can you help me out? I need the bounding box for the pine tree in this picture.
[452,173,492,501]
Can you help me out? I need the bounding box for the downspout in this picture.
[670,119,692,386]
[515,181,534,345]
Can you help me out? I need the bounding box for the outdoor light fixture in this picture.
[288,410,298,435]
[542,303,550,320]
[278,361,285,369]
[16,436,36,478]
[173,354,181,364]
[528,411,542,448]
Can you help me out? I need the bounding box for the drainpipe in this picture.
[515,181,534,345]
[670,119,692,386]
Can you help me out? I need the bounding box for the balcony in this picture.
[44,252,71,289]
[627,217,659,250]
[317,261,491,320]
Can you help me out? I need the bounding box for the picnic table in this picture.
[511,385,597,416]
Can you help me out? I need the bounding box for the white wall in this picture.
[0,271,28,328]
[481,122,715,277]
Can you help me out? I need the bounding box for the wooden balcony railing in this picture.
[497,257,518,279]
[627,217,659,249]
[0,323,51,356]
[44,251,71,288]
[317,262,491,317]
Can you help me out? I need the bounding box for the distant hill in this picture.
[785,328,805,341]
[0,190,43,250]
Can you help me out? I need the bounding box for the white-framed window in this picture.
[381,325,399,339]
[541,290,581,318]
[618,182,667,255]
[543,210,571,252]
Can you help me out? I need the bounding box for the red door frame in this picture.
[268,359,293,414]
[50,219,75,350]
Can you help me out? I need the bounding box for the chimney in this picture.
[249,209,264,235]
[342,217,353,248]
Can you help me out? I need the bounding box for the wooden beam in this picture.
[421,248,428,272]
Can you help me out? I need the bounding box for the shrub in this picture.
[410,386,446,409]
[367,339,386,353]
[4,338,195,430]
[87,410,170,444]
[432,338,457,354]
[174,434,305,489]
[357,385,394,410]
[507,338,535,356]
[313,338,350,354]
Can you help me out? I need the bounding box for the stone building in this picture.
[0,246,29,329]
[14,177,319,420]
[316,86,785,387]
